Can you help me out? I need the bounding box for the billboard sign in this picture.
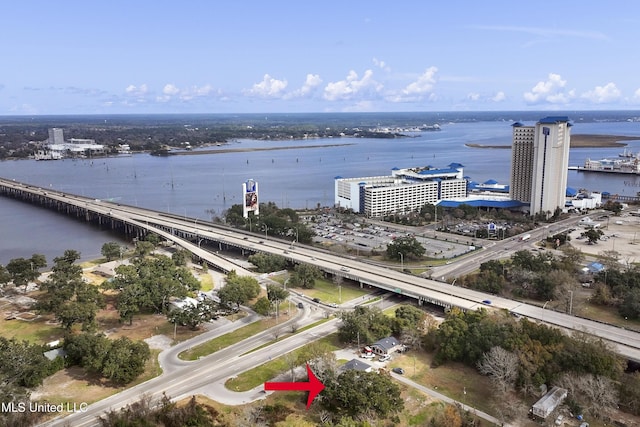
[243,179,259,218]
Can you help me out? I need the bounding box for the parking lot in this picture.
[305,214,475,260]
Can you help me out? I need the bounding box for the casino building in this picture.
[509,116,572,217]
[334,164,467,217]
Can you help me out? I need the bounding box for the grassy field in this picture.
[178,312,297,361]
[225,334,341,391]
[32,348,163,424]
[0,313,63,343]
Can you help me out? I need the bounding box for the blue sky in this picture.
[2,1,640,115]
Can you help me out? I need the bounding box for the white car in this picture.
[379,354,391,362]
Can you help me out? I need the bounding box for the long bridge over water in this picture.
[2,176,640,362]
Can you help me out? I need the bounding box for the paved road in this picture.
[41,307,334,426]
[4,178,640,360]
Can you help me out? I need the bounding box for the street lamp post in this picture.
[450,278,457,308]
[399,252,404,271]
[542,300,552,323]
[568,290,573,315]
[263,224,269,238]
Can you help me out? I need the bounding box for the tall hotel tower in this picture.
[509,116,571,217]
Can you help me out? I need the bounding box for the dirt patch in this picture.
[145,334,173,351]
[569,216,640,262]
[30,366,120,404]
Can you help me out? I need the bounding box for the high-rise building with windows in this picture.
[48,128,65,145]
[509,116,571,217]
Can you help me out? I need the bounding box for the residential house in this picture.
[371,336,402,355]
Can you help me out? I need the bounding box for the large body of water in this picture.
[2,112,640,265]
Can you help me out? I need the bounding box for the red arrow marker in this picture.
[264,363,325,409]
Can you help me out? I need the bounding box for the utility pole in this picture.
[569,290,573,315]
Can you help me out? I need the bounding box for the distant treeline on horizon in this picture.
[1,110,640,126]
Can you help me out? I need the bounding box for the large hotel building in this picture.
[509,116,571,217]
[335,116,572,218]
[334,164,467,217]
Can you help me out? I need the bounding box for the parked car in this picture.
[297,302,304,309]
[361,352,375,359]
[379,354,391,362]
[392,367,405,374]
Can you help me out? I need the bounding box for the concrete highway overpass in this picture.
[1,177,640,361]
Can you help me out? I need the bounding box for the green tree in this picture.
[603,200,623,215]
[581,227,604,244]
[171,248,190,266]
[101,337,150,384]
[101,242,122,261]
[168,299,218,330]
[619,372,640,415]
[322,370,404,419]
[6,254,46,291]
[252,296,271,316]
[480,259,506,277]
[289,263,321,289]
[64,333,112,373]
[386,236,425,261]
[37,250,104,331]
[266,284,289,302]
[619,287,640,320]
[338,306,394,345]
[393,304,428,348]
[248,253,287,273]
[105,255,199,318]
[0,337,53,388]
[134,240,155,258]
[0,265,10,289]
[218,274,260,309]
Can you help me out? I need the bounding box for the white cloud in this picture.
[581,82,621,104]
[523,73,575,104]
[634,88,640,102]
[285,74,322,99]
[323,69,382,101]
[387,67,438,103]
[153,83,221,103]
[179,84,218,101]
[125,84,148,97]
[341,100,375,112]
[163,84,180,96]
[491,91,506,102]
[467,92,480,101]
[465,90,506,104]
[403,67,437,96]
[372,57,390,72]
[244,74,288,98]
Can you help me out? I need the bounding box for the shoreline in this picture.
[466,134,640,149]
[160,142,355,156]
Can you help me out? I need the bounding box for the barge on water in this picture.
[569,156,640,175]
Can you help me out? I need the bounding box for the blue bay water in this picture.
[2,114,640,265]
